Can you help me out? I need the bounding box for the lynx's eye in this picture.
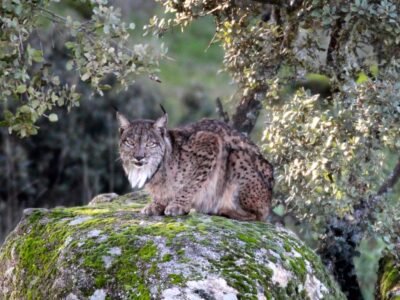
[124,139,134,148]
[146,141,157,148]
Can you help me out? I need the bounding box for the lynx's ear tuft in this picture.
[154,113,168,129]
[116,112,130,132]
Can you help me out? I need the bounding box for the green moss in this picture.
[225,271,254,294]
[161,253,172,262]
[11,215,73,299]
[64,207,112,216]
[215,252,276,297]
[300,289,308,299]
[169,273,185,284]
[27,210,48,224]
[237,233,258,244]
[95,274,107,287]
[148,262,158,275]
[76,217,118,231]
[264,290,273,300]
[135,284,151,300]
[138,242,157,261]
[283,241,292,252]
[379,256,400,300]
[288,259,307,282]
[268,254,278,264]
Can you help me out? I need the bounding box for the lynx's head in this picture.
[117,111,170,189]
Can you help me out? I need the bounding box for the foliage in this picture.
[148,0,400,236]
[149,2,400,296]
[0,80,164,243]
[0,2,225,244]
[0,0,164,137]
[265,79,399,221]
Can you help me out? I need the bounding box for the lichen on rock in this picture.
[0,191,345,299]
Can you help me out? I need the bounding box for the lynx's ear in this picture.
[116,112,130,133]
[154,113,168,129]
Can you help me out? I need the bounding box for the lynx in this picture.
[117,110,273,221]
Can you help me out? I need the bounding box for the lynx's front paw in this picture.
[141,203,164,216]
[164,204,190,217]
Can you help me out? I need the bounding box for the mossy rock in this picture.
[377,254,400,300]
[0,192,344,299]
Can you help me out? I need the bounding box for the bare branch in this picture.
[248,0,301,7]
[231,89,263,134]
[215,97,230,123]
[378,157,400,196]
[326,19,343,67]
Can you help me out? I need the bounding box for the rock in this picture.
[88,193,119,206]
[376,254,400,300]
[0,191,344,299]
[22,207,49,216]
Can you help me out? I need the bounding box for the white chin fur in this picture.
[127,165,153,189]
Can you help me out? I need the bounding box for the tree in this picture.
[147,0,400,298]
[0,0,164,137]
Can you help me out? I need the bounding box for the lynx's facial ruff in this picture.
[118,112,170,189]
[117,110,273,221]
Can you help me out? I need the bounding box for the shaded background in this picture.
[0,0,235,243]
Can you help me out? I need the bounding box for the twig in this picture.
[37,6,67,22]
[205,32,218,51]
[215,97,230,123]
[37,6,136,56]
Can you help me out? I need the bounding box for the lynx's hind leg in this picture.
[165,131,222,216]
[227,150,271,221]
[237,179,271,221]
[218,207,258,221]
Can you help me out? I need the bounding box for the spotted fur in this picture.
[118,111,273,221]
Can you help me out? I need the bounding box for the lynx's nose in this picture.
[133,155,146,167]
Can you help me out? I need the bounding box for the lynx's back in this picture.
[118,113,273,221]
[173,119,274,187]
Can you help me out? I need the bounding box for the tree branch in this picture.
[215,97,230,123]
[377,157,400,196]
[248,0,285,4]
[231,89,263,134]
[326,19,343,67]
[249,0,302,8]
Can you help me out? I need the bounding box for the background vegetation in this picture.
[0,0,233,243]
[1,1,399,299]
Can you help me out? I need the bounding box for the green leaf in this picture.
[16,84,27,94]
[310,116,320,129]
[19,105,31,113]
[103,24,110,34]
[65,41,75,49]
[99,84,112,91]
[0,121,9,127]
[81,72,91,81]
[51,76,60,86]
[32,49,44,63]
[48,113,58,122]
[356,72,369,84]
[66,60,74,71]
